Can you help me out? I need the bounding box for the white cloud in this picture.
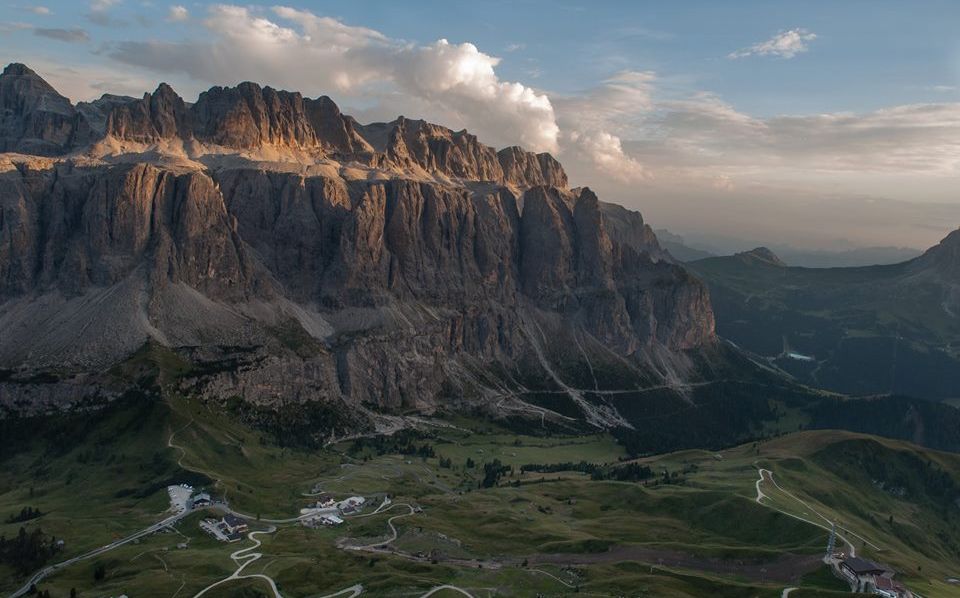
[388,39,558,152]
[553,71,656,181]
[564,128,648,182]
[728,28,817,59]
[90,0,120,11]
[104,4,559,152]
[24,6,52,15]
[167,5,188,22]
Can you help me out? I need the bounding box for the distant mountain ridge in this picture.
[655,227,921,267]
[690,229,960,400]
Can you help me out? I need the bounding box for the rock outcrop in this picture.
[911,228,960,280]
[105,83,191,142]
[736,247,787,267]
[498,146,568,189]
[599,200,667,260]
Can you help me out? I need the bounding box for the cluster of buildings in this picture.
[838,557,913,598]
[300,494,367,528]
[302,513,344,528]
[200,514,249,542]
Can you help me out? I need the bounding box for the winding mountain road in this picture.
[193,527,281,598]
[754,467,882,558]
[9,509,192,598]
[419,585,475,597]
[342,503,414,551]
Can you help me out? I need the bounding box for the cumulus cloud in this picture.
[564,128,648,181]
[33,27,89,43]
[24,6,51,15]
[104,4,559,152]
[167,5,188,22]
[728,28,817,59]
[389,39,558,152]
[553,71,657,181]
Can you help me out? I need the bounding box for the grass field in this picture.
[2,392,958,597]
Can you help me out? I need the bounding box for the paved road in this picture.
[781,587,797,598]
[10,508,193,598]
[193,527,280,598]
[343,503,414,551]
[316,584,363,598]
[755,467,883,558]
[419,585,475,597]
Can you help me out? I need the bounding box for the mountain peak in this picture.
[939,228,960,247]
[3,62,37,77]
[738,247,786,267]
[913,227,960,279]
[153,82,179,97]
[0,61,79,155]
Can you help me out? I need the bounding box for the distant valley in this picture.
[689,236,960,401]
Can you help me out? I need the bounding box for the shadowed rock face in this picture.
[0,63,82,155]
[912,228,960,280]
[0,162,255,299]
[304,95,373,154]
[106,83,191,142]
[0,63,716,418]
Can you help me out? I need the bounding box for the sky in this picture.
[2,0,960,251]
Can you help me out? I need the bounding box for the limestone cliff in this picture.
[0,63,716,431]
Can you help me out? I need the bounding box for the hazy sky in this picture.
[3,0,960,250]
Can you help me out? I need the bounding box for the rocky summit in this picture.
[0,63,716,434]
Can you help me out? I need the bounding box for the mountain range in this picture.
[0,63,712,432]
[655,229,923,268]
[690,237,960,400]
[1,62,959,453]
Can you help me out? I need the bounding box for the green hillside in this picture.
[2,387,959,596]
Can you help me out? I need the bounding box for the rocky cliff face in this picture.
[497,146,568,189]
[0,63,83,155]
[0,63,716,431]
